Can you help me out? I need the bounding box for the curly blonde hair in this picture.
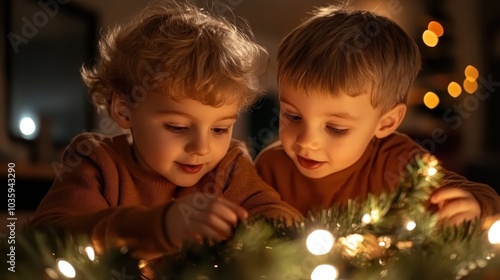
[278,5,421,114]
[81,0,268,114]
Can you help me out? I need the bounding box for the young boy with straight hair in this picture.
[255,5,500,224]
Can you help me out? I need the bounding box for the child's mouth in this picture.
[297,156,324,170]
[177,163,203,174]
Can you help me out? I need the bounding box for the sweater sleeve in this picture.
[439,169,500,217]
[29,135,175,260]
[220,142,303,223]
[387,134,500,218]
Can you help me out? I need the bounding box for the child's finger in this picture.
[192,212,234,237]
[438,199,480,221]
[216,197,248,220]
[431,188,470,204]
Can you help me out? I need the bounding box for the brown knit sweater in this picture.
[255,132,500,217]
[30,133,302,259]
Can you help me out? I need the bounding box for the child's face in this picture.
[278,83,383,179]
[127,92,239,187]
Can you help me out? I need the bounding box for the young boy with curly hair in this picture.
[30,0,302,260]
[255,5,500,224]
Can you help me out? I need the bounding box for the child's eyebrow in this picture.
[327,112,359,121]
[156,110,238,121]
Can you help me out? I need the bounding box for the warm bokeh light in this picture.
[427,167,437,176]
[488,220,500,244]
[463,78,478,94]
[57,259,76,278]
[465,65,479,81]
[19,117,36,136]
[406,221,417,231]
[428,21,444,37]
[85,246,95,261]
[447,82,462,98]
[306,230,335,255]
[361,214,372,224]
[422,30,439,47]
[311,264,339,280]
[423,91,440,109]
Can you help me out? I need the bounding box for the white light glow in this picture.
[57,259,75,278]
[488,220,500,244]
[406,221,417,231]
[311,264,338,280]
[361,214,372,224]
[306,230,335,255]
[19,117,36,136]
[85,246,95,261]
[427,167,437,176]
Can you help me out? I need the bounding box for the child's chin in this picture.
[296,165,330,179]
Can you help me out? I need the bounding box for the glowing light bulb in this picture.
[406,221,416,231]
[422,30,439,47]
[464,65,479,82]
[428,21,444,37]
[57,259,75,278]
[306,230,335,255]
[488,220,500,244]
[361,214,372,224]
[447,82,462,98]
[427,167,437,176]
[311,264,339,280]
[19,117,36,136]
[463,79,478,94]
[423,91,439,109]
[85,246,95,261]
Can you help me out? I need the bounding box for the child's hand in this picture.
[165,194,248,247]
[430,187,481,225]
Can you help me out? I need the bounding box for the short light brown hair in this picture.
[82,0,268,114]
[278,5,421,113]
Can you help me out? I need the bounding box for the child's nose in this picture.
[186,134,211,156]
[295,126,320,150]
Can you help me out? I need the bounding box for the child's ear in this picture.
[110,92,132,129]
[374,103,406,138]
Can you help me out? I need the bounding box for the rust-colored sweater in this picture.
[255,132,500,217]
[30,133,302,259]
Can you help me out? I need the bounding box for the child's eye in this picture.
[327,126,349,136]
[212,127,230,135]
[282,111,301,122]
[164,124,188,133]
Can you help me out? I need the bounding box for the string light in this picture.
[463,79,478,94]
[406,220,417,231]
[428,21,444,37]
[339,234,364,257]
[464,65,479,82]
[362,214,372,224]
[423,91,440,109]
[488,220,500,244]
[311,264,339,280]
[447,82,462,98]
[57,259,76,278]
[422,30,438,47]
[306,230,335,255]
[85,246,95,261]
